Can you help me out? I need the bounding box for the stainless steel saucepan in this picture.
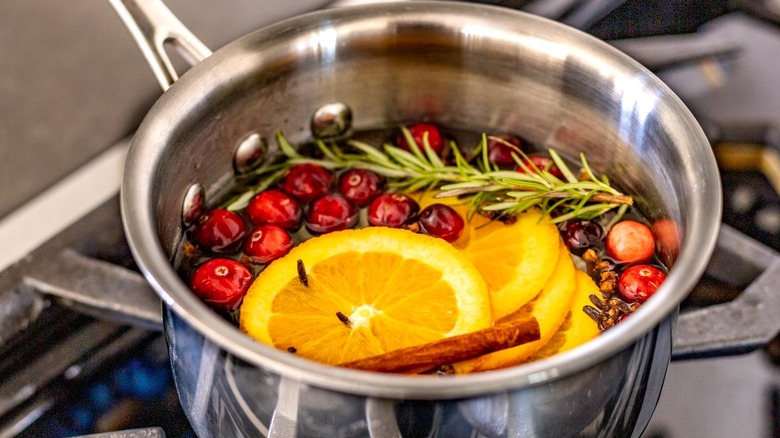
[108,0,772,436]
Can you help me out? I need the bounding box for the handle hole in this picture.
[161,38,197,82]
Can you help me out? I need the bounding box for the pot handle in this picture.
[107,0,212,91]
[671,223,780,360]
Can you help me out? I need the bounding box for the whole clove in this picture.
[297,259,308,287]
[336,311,352,327]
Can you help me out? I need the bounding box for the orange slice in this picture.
[239,227,491,365]
[418,195,560,320]
[458,240,577,372]
[525,270,601,361]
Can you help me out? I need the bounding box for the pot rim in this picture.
[121,1,721,399]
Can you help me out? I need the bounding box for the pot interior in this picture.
[123,1,720,396]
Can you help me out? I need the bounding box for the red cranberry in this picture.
[281,163,333,202]
[488,134,525,168]
[618,264,666,303]
[652,218,680,264]
[189,258,253,312]
[337,169,385,207]
[367,193,420,228]
[190,209,247,253]
[418,204,465,243]
[246,189,302,230]
[396,123,444,155]
[606,220,655,263]
[562,220,604,255]
[243,225,293,264]
[305,194,359,234]
[516,155,564,179]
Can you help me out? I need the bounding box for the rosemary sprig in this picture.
[224,128,633,223]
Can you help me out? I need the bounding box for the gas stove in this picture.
[1,1,779,437]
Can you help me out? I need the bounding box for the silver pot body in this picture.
[120,2,721,436]
[166,307,674,437]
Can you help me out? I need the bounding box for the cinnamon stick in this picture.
[338,318,540,374]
